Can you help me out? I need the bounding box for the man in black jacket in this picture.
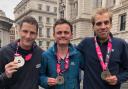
[0,16,43,89]
[77,8,128,89]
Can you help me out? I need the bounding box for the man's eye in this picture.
[64,31,69,34]
[23,30,28,33]
[30,32,36,35]
[57,32,62,34]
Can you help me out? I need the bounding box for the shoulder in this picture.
[112,37,127,45]
[42,46,54,57]
[35,46,44,53]
[77,37,93,50]
[79,37,93,45]
[0,42,15,54]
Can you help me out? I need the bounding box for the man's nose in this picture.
[61,32,65,36]
[101,23,106,29]
[26,32,31,38]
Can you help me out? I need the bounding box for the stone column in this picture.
[115,0,120,6]
[102,0,107,8]
[78,0,83,17]
[65,0,71,20]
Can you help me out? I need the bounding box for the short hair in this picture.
[19,16,38,32]
[91,8,112,26]
[53,18,73,33]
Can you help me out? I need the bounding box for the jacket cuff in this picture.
[0,72,8,80]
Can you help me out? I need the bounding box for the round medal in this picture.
[14,56,25,68]
[56,76,64,85]
[101,70,111,80]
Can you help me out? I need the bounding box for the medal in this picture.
[56,76,64,85]
[94,36,112,80]
[14,55,25,68]
[101,69,111,80]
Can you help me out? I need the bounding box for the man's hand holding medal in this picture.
[47,77,57,86]
[104,75,118,85]
[4,54,25,78]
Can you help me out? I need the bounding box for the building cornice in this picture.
[14,0,30,13]
[14,0,57,13]
[112,4,128,13]
[70,17,90,24]
[0,16,13,24]
[40,0,57,4]
[15,9,57,22]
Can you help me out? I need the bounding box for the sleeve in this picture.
[0,48,9,88]
[39,53,49,88]
[77,39,86,70]
[79,52,84,70]
[76,39,85,54]
[116,41,128,84]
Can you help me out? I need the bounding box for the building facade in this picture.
[14,0,58,50]
[10,26,15,42]
[0,10,13,48]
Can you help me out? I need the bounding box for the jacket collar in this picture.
[50,43,77,57]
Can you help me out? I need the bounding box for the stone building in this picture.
[10,26,15,42]
[14,0,57,50]
[0,10,13,47]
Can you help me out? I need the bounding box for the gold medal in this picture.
[56,76,64,85]
[101,70,111,80]
[14,55,25,68]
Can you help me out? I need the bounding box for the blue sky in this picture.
[0,0,21,20]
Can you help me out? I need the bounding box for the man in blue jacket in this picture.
[77,8,128,89]
[39,19,83,89]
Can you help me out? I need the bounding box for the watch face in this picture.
[14,56,25,68]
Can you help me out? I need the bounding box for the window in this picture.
[46,5,50,11]
[47,28,50,38]
[39,41,42,46]
[106,0,115,8]
[38,4,42,10]
[46,17,50,24]
[73,25,76,38]
[93,0,102,8]
[46,41,50,49]
[38,16,42,22]
[54,7,57,13]
[120,14,126,31]
[54,18,57,23]
[39,27,42,37]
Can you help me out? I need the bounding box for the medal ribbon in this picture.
[94,36,112,71]
[56,50,69,75]
[15,41,32,61]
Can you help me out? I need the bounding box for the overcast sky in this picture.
[0,0,22,20]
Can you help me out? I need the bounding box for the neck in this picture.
[57,44,68,59]
[99,38,108,43]
[19,41,32,50]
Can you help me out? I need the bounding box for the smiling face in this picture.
[19,22,37,50]
[53,23,72,46]
[93,12,112,40]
